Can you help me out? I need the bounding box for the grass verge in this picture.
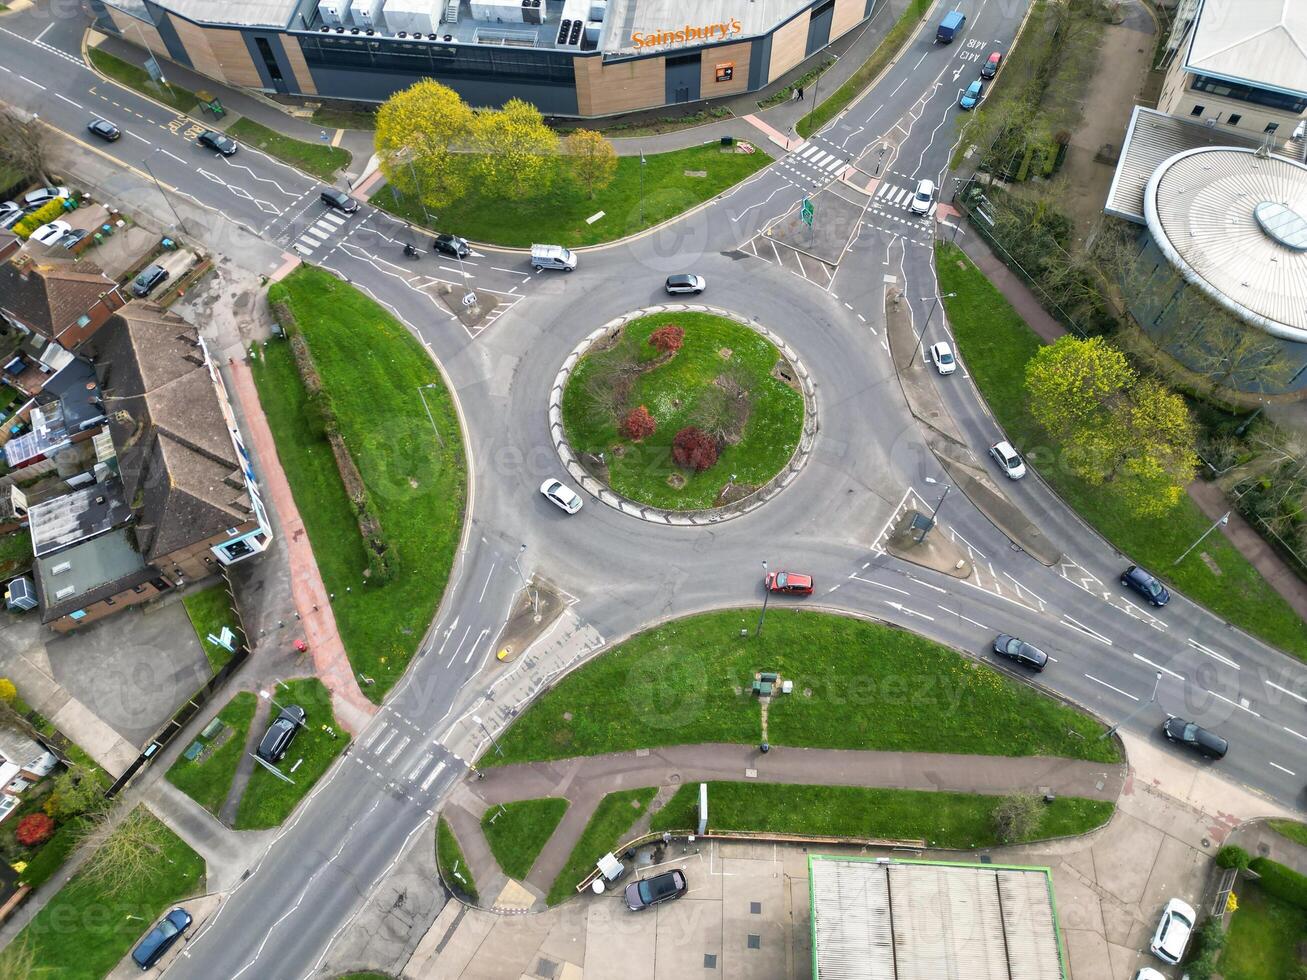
[1267,819,1307,849]
[165,692,257,816]
[234,678,349,830]
[649,782,1113,848]
[798,0,931,138]
[1219,882,1307,980]
[227,117,352,181]
[0,807,204,980]
[562,312,805,509]
[87,47,197,113]
[0,528,31,579]
[436,817,478,902]
[547,787,655,905]
[489,608,1120,767]
[311,106,377,131]
[936,242,1307,659]
[372,143,767,248]
[481,798,569,881]
[182,583,240,673]
[257,266,466,698]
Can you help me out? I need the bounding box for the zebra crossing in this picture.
[352,712,461,813]
[872,179,937,220]
[779,139,850,187]
[291,209,349,256]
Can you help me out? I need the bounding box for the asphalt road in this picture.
[0,1,1305,976]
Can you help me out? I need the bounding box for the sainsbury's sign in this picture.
[631,18,742,47]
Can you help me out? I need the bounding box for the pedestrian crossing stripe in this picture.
[320,211,346,226]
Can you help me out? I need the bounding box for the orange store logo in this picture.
[631,18,742,47]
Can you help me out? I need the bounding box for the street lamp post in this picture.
[142,154,189,236]
[1173,512,1230,565]
[755,560,770,638]
[916,484,951,542]
[908,293,957,367]
[511,543,538,616]
[1099,671,1163,740]
[473,714,503,756]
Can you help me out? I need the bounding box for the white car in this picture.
[29,220,72,246]
[929,341,956,375]
[0,202,21,230]
[988,440,1026,480]
[665,274,706,295]
[909,178,935,215]
[1132,969,1166,980]
[1149,898,1195,965]
[540,478,583,514]
[22,186,70,210]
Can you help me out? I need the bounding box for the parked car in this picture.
[929,341,956,375]
[1149,897,1196,964]
[131,263,170,298]
[320,187,358,213]
[980,50,1002,78]
[960,79,984,110]
[132,907,192,970]
[665,273,706,295]
[22,186,70,210]
[909,178,935,215]
[1120,565,1169,606]
[59,228,89,250]
[0,202,21,229]
[432,233,470,258]
[624,869,688,911]
[1162,716,1227,760]
[29,220,72,247]
[257,704,307,763]
[87,118,121,141]
[197,130,237,155]
[988,440,1026,479]
[540,477,583,514]
[992,634,1048,671]
[1131,970,1165,980]
[765,570,814,595]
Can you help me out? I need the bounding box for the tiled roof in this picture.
[0,255,117,339]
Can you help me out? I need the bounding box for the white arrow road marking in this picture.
[884,600,934,621]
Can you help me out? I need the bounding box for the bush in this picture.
[992,793,1042,843]
[1215,844,1251,870]
[671,426,717,471]
[15,813,54,846]
[648,324,684,354]
[0,678,15,704]
[619,405,656,441]
[1249,856,1307,910]
[1183,918,1225,979]
[12,198,68,239]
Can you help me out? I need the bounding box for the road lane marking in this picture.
[19,75,45,90]
[478,560,496,602]
[936,606,988,630]
[420,761,446,791]
[851,575,908,595]
[1085,674,1138,701]
[1269,762,1296,776]
[1206,690,1260,717]
[1266,680,1307,704]
[405,751,433,781]
[1062,615,1113,646]
[372,728,397,755]
[127,131,151,143]
[55,93,81,108]
[1132,654,1183,681]
[361,721,389,750]
[883,600,934,621]
[384,735,411,765]
[465,627,489,663]
[1187,638,1239,670]
[1285,726,1307,742]
[906,575,946,594]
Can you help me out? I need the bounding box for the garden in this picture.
[561,312,806,510]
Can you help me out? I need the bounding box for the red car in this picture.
[765,570,813,595]
[980,50,1002,78]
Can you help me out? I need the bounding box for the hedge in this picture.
[1249,856,1307,910]
[12,198,68,239]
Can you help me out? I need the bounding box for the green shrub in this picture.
[1216,844,1251,870]
[1183,918,1224,979]
[1249,856,1307,910]
[12,198,68,239]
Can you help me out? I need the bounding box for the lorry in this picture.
[936,9,965,42]
[531,244,577,271]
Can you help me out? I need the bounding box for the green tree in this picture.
[375,80,474,211]
[562,129,617,199]
[992,794,1042,843]
[470,99,558,201]
[1025,336,1133,440]
[45,765,107,820]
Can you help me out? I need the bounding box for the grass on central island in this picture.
[488,609,1120,766]
[547,788,656,906]
[562,312,804,510]
[481,797,569,881]
[437,817,479,903]
[165,691,257,816]
[372,142,768,248]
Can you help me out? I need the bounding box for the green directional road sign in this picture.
[801,198,814,226]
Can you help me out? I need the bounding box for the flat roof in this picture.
[27,477,132,558]
[1145,146,1307,340]
[809,857,1064,980]
[32,527,151,621]
[1184,0,1307,98]
[602,0,806,54]
[102,0,302,30]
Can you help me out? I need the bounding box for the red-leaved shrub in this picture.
[649,324,685,354]
[672,427,718,471]
[16,812,54,846]
[620,405,656,440]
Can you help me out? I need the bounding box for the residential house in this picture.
[0,714,57,823]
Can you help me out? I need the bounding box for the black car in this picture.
[59,228,89,250]
[992,634,1048,671]
[197,130,238,155]
[432,233,470,258]
[320,188,358,213]
[131,263,169,298]
[624,869,688,910]
[87,118,121,142]
[1162,716,1227,760]
[1121,565,1170,607]
[257,704,307,763]
[132,907,192,970]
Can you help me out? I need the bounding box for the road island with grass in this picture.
[482,797,569,881]
[562,312,805,510]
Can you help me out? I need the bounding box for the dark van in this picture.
[936,9,966,42]
[132,908,192,970]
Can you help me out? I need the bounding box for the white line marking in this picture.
[55,93,81,108]
[1206,690,1260,717]
[1285,726,1307,742]
[420,761,446,791]
[1085,674,1138,701]
[405,751,433,781]
[1266,680,1307,704]
[361,721,389,750]
[372,729,397,755]
[478,560,496,602]
[1132,654,1183,681]
[465,627,489,664]
[851,575,908,595]
[1187,638,1238,670]
[1062,615,1113,646]
[1269,761,1296,776]
[385,735,411,765]
[936,606,988,630]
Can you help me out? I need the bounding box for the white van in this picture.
[531,243,577,271]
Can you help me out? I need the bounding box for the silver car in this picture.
[988,441,1026,479]
[665,274,706,295]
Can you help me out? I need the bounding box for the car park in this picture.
[992,634,1048,671]
[1120,564,1169,606]
[765,570,814,595]
[22,186,70,210]
[432,233,470,258]
[980,50,1002,78]
[929,341,956,375]
[960,79,984,110]
[1149,897,1195,964]
[624,869,688,910]
[29,220,71,247]
[132,907,192,970]
[909,178,935,215]
[87,118,121,141]
[540,477,583,514]
[1162,716,1228,760]
[988,441,1026,479]
[131,263,170,298]
[197,130,238,155]
[664,273,706,294]
[257,705,307,763]
[320,187,358,213]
